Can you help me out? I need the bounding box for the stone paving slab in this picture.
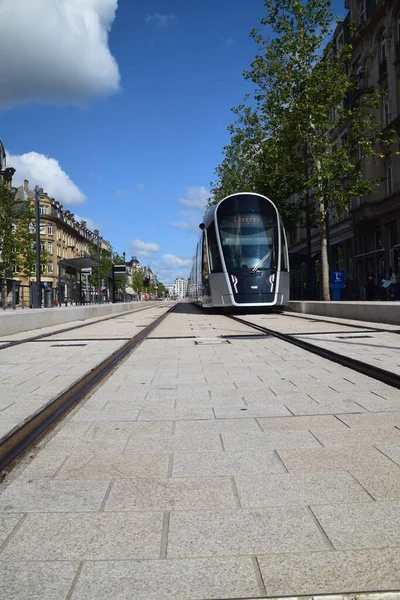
[257,548,400,596]
[174,418,261,435]
[172,449,286,477]
[222,430,322,452]
[125,433,222,454]
[235,471,372,507]
[0,479,110,512]
[0,514,23,545]
[258,415,349,431]
[167,506,330,557]
[311,501,400,549]
[70,557,261,600]
[104,477,237,511]
[1,512,164,560]
[278,446,395,472]
[0,561,79,600]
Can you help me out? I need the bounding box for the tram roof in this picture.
[202,192,279,229]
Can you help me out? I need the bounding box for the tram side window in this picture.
[280,223,288,271]
[207,223,223,273]
[202,232,209,279]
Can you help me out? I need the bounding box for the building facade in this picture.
[289,0,400,299]
[13,181,111,296]
[174,277,188,298]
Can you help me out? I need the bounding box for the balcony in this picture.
[379,57,387,77]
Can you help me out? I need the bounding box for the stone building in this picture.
[289,0,400,299]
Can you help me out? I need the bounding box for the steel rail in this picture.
[281,310,400,334]
[229,315,400,390]
[0,305,175,474]
[0,303,166,351]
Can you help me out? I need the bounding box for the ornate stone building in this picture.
[289,0,400,299]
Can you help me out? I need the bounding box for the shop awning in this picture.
[58,257,103,274]
[354,249,385,260]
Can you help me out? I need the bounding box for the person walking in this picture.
[366,270,375,301]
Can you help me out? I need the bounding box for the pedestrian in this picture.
[366,270,375,301]
[389,268,399,300]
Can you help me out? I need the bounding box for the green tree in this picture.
[87,243,113,288]
[244,0,395,300]
[14,196,36,280]
[0,182,17,285]
[131,270,144,294]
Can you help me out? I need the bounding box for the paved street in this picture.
[1,304,400,599]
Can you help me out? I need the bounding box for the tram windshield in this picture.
[217,195,278,272]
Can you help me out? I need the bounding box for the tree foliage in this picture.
[211,0,396,300]
[0,182,17,280]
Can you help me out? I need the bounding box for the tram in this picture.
[188,192,290,309]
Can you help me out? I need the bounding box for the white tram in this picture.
[188,192,290,309]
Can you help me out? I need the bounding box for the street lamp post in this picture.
[94,229,101,303]
[34,185,43,308]
[123,252,126,302]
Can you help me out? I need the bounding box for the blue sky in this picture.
[0,0,347,283]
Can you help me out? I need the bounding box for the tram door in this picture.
[202,231,211,303]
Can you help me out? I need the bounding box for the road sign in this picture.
[113,265,127,276]
[330,271,345,286]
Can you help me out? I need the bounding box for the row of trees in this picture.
[210,0,398,300]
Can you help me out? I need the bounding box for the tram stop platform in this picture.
[290,300,400,326]
[1,303,400,599]
[0,300,150,337]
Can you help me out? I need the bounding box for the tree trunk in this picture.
[317,196,330,301]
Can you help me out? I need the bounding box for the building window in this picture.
[48,242,53,254]
[380,34,387,76]
[39,205,46,215]
[375,229,382,250]
[386,156,393,195]
[40,242,46,252]
[355,63,366,89]
[359,0,365,23]
[48,263,54,274]
[382,94,390,125]
[397,13,400,58]
[40,223,46,235]
[47,225,53,235]
[40,264,47,274]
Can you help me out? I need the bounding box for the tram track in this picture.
[280,310,400,334]
[0,304,175,474]
[228,314,400,391]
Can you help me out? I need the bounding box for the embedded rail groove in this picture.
[0,305,175,474]
[282,310,400,334]
[229,315,400,391]
[0,303,165,351]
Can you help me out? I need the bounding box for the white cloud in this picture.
[0,0,120,108]
[145,13,176,27]
[8,151,86,205]
[222,38,236,49]
[74,214,101,232]
[117,189,134,198]
[169,220,199,234]
[161,255,192,268]
[130,239,160,258]
[117,184,145,198]
[178,186,209,209]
